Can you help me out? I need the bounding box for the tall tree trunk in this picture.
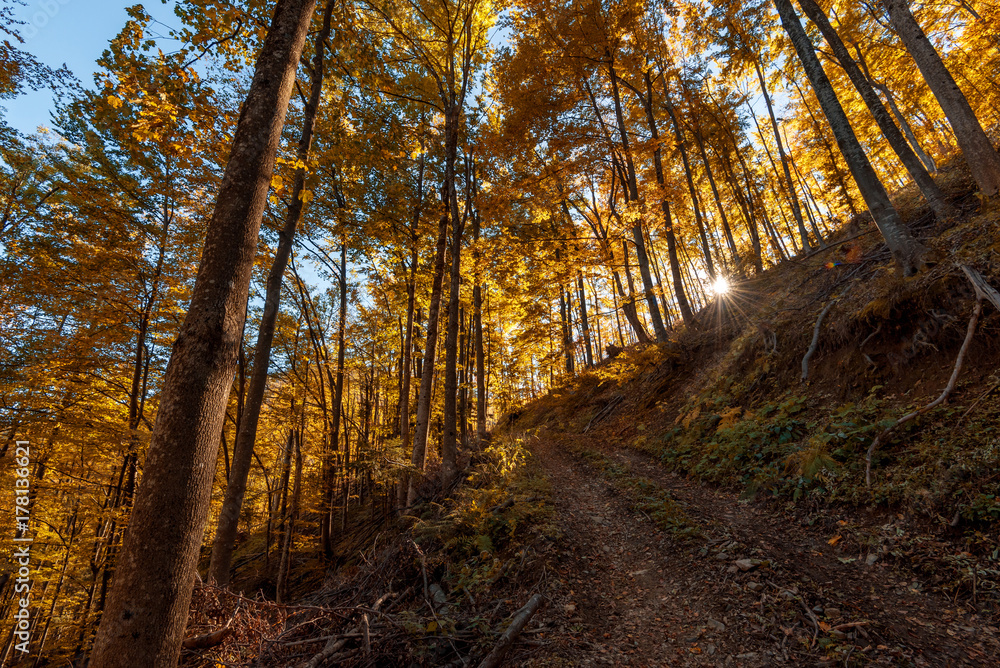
[608,63,668,341]
[208,0,334,587]
[407,214,449,506]
[472,212,486,443]
[275,429,301,604]
[577,272,594,367]
[458,307,468,448]
[774,0,928,275]
[854,44,938,174]
[882,0,1000,197]
[693,129,742,271]
[325,243,347,545]
[635,70,695,326]
[799,0,956,220]
[559,284,575,374]
[662,86,717,279]
[399,145,424,486]
[440,198,465,487]
[754,58,813,250]
[89,1,317,664]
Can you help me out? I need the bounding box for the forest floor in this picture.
[521,431,1000,667]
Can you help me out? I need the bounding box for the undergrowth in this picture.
[410,431,555,600]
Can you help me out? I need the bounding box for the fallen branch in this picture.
[865,298,982,486]
[796,597,820,649]
[182,603,240,650]
[300,592,394,668]
[831,621,870,632]
[584,395,624,433]
[476,593,545,668]
[801,300,837,382]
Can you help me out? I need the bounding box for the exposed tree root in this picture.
[865,301,979,486]
[801,300,837,382]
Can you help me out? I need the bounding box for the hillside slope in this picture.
[174,168,1000,668]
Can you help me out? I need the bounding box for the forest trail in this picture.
[528,434,1000,667]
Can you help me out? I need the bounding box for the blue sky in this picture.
[4,0,178,134]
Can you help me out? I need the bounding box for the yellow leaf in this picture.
[298,189,313,204]
[107,95,123,109]
[270,175,283,191]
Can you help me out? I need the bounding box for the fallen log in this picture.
[476,593,544,668]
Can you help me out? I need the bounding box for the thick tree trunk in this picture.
[882,0,1000,197]
[89,1,317,665]
[754,59,813,250]
[208,0,334,587]
[774,0,928,275]
[799,0,956,220]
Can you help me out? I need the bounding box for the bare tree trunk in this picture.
[635,70,695,326]
[398,145,425,508]
[440,194,465,486]
[208,0,334,587]
[774,0,928,275]
[799,0,956,220]
[662,85,717,279]
[89,2,317,664]
[608,63,668,340]
[755,58,813,250]
[472,215,486,443]
[882,0,1000,197]
[577,273,594,367]
[693,129,742,271]
[276,429,302,604]
[559,284,575,374]
[854,45,938,174]
[408,214,448,505]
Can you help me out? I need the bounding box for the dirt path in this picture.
[527,434,1000,667]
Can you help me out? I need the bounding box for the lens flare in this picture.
[712,276,730,296]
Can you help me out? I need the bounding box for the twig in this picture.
[477,594,545,668]
[796,597,820,649]
[957,378,1000,425]
[866,299,982,486]
[802,300,837,382]
[299,593,395,668]
[859,323,882,350]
